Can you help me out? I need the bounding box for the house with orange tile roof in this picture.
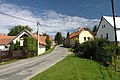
[69,27,94,45]
[0,34,15,51]
[0,29,47,55]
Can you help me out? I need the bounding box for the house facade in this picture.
[0,29,47,55]
[0,34,15,51]
[69,27,94,45]
[97,16,120,41]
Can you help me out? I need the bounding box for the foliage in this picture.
[46,35,51,50]
[31,54,120,80]
[24,36,37,57]
[74,38,114,62]
[9,41,20,50]
[92,25,98,34]
[66,32,70,38]
[9,42,15,50]
[54,32,63,45]
[8,25,32,36]
[14,41,20,50]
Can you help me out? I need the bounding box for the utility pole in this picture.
[37,22,40,56]
[111,0,117,72]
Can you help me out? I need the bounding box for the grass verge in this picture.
[42,46,55,55]
[68,48,74,52]
[31,54,120,80]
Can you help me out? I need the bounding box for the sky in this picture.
[0,0,119,37]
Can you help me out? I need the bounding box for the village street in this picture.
[0,46,69,80]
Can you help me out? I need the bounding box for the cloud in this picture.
[0,1,99,37]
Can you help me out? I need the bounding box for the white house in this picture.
[69,27,94,45]
[97,16,120,41]
[0,29,47,55]
[0,34,15,51]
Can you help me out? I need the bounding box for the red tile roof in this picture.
[70,27,94,39]
[0,34,15,45]
[32,34,47,46]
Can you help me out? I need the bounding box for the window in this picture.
[102,25,104,29]
[102,24,106,29]
[87,37,90,40]
[5,46,8,48]
[106,33,108,39]
[84,37,86,41]
[104,24,106,28]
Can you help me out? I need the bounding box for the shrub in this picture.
[74,38,114,63]
[23,36,37,57]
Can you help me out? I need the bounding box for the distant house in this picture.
[0,34,15,51]
[0,29,47,55]
[97,16,120,41]
[69,27,94,45]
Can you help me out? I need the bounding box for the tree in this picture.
[66,32,70,38]
[46,35,51,50]
[23,36,37,57]
[8,25,32,36]
[54,32,63,45]
[92,25,98,35]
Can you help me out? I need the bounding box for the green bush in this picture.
[9,41,20,50]
[24,36,37,57]
[74,38,114,63]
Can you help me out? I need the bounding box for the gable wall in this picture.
[97,18,115,41]
[79,30,94,44]
[13,32,30,46]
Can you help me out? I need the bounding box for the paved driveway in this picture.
[0,46,69,80]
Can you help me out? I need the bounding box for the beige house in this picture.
[0,29,47,55]
[69,27,94,45]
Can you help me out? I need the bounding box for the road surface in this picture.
[0,46,69,80]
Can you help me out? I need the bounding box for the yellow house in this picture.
[69,27,94,45]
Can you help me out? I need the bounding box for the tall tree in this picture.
[92,25,98,34]
[66,32,70,38]
[8,25,32,36]
[54,32,63,45]
[46,35,51,50]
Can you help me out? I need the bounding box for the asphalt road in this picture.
[0,46,69,80]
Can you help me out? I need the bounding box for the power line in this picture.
[71,0,103,15]
[0,11,49,34]
[0,11,37,23]
[63,0,102,24]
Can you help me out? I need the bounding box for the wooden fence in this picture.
[0,50,28,62]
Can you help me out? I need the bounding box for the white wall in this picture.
[97,18,115,41]
[38,45,46,55]
[0,45,9,51]
[79,31,94,44]
[0,45,5,50]
[13,32,30,46]
[116,30,120,41]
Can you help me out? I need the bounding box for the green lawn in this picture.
[31,54,120,80]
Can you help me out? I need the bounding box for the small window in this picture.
[84,37,86,41]
[87,37,90,40]
[106,33,108,39]
[104,24,106,28]
[5,46,8,48]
